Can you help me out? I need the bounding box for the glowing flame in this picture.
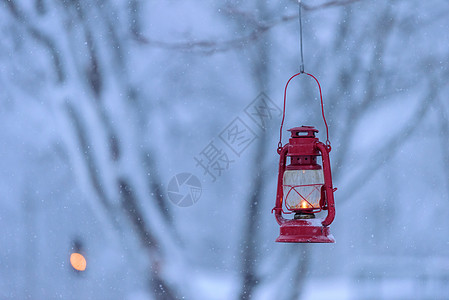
[70,253,87,271]
[300,200,309,209]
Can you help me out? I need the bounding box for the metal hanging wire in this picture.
[277,0,332,153]
[298,0,305,73]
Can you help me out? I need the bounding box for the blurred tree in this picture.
[1,0,182,298]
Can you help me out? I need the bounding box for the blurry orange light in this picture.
[70,253,87,271]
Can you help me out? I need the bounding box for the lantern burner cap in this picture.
[288,126,318,138]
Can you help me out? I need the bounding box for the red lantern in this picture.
[273,73,336,243]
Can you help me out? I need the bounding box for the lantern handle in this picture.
[277,72,331,154]
[273,144,289,225]
[316,142,336,226]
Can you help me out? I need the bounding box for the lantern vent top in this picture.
[288,126,318,138]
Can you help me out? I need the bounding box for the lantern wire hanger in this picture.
[298,0,305,74]
[277,0,331,154]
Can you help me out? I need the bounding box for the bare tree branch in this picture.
[2,0,66,82]
[435,97,449,198]
[65,101,112,211]
[239,4,271,299]
[301,0,362,11]
[132,0,361,55]
[118,178,179,300]
[333,5,395,179]
[338,78,441,204]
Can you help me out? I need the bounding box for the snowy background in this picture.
[1,0,449,299]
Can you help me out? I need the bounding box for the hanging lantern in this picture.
[273,73,336,243]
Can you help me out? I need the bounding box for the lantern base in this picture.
[276,219,335,243]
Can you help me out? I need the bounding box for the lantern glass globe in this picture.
[283,169,324,210]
